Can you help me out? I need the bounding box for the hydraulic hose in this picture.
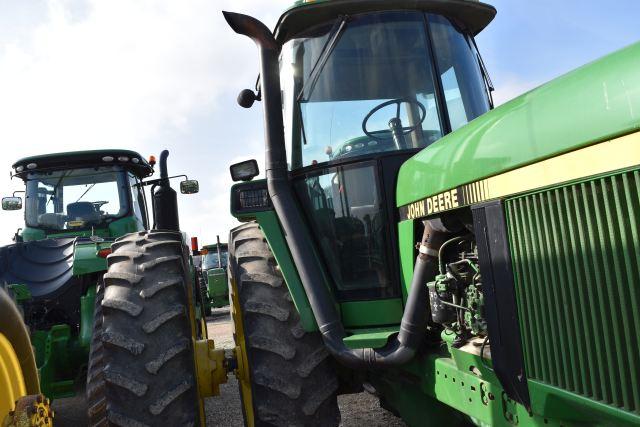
[223,11,447,368]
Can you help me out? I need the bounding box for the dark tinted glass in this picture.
[294,162,396,299]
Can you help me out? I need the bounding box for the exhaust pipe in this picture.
[223,11,446,368]
[152,149,180,231]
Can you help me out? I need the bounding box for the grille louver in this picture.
[506,169,640,415]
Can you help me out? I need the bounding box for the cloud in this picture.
[0,0,288,245]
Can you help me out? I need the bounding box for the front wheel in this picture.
[229,222,340,426]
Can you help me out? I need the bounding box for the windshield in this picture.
[25,166,130,231]
[202,249,228,270]
[280,11,490,169]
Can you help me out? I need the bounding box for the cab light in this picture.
[131,158,140,164]
[26,163,37,170]
[102,156,114,162]
[97,248,112,258]
[16,166,24,172]
[118,156,130,162]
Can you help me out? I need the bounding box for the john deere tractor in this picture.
[80,1,639,426]
[200,238,229,314]
[0,149,199,414]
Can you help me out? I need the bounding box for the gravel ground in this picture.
[204,307,405,427]
[53,307,405,426]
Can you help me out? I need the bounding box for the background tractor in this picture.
[77,0,639,426]
[0,149,199,410]
[199,237,229,315]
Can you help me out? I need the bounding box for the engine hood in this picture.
[396,41,640,207]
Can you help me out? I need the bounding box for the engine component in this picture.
[426,235,486,344]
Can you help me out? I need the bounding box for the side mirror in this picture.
[180,179,199,194]
[230,159,259,182]
[2,197,22,211]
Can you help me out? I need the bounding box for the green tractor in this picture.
[220,0,640,426]
[0,149,200,405]
[78,1,639,426]
[199,238,229,314]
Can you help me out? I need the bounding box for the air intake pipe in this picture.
[223,11,447,368]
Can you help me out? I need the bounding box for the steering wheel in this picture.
[362,97,427,141]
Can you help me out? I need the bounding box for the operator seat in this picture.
[66,202,96,219]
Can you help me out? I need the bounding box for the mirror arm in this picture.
[140,174,189,187]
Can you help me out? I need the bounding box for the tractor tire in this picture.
[86,282,105,425]
[199,276,212,317]
[229,222,340,427]
[89,230,203,427]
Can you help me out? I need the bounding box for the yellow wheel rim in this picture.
[229,275,255,427]
[0,332,27,421]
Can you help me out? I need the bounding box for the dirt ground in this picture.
[53,307,405,426]
[203,308,405,426]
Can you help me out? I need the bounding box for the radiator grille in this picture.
[506,169,640,415]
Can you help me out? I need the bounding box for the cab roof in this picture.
[12,149,154,179]
[274,0,496,43]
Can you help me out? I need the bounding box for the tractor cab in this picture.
[201,242,229,271]
[3,150,154,242]
[275,5,494,301]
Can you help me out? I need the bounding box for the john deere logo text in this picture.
[404,189,460,220]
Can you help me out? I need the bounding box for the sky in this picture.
[0,0,638,245]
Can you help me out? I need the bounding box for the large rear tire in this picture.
[229,222,340,427]
[89,230,204,427]
[86,282,105,425]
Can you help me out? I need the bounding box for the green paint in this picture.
[340,299,403,328]
[7,284,31,303]
[253,210,319,331]
[20,227,46,242]
[397,42,640,206]
[79,286,96,348]
[72,241,110,275]
[364,330,634,426]
[528,381,640,426]
[398,220,415,302]
[108,215,144,237]
[205,268,229,308]
[506,168,640,417]
[31,286,95,399]
[343,326,398,349]
[33,325,87,399]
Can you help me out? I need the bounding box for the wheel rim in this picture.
[0,332,27,420]
[229,274,255,427]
